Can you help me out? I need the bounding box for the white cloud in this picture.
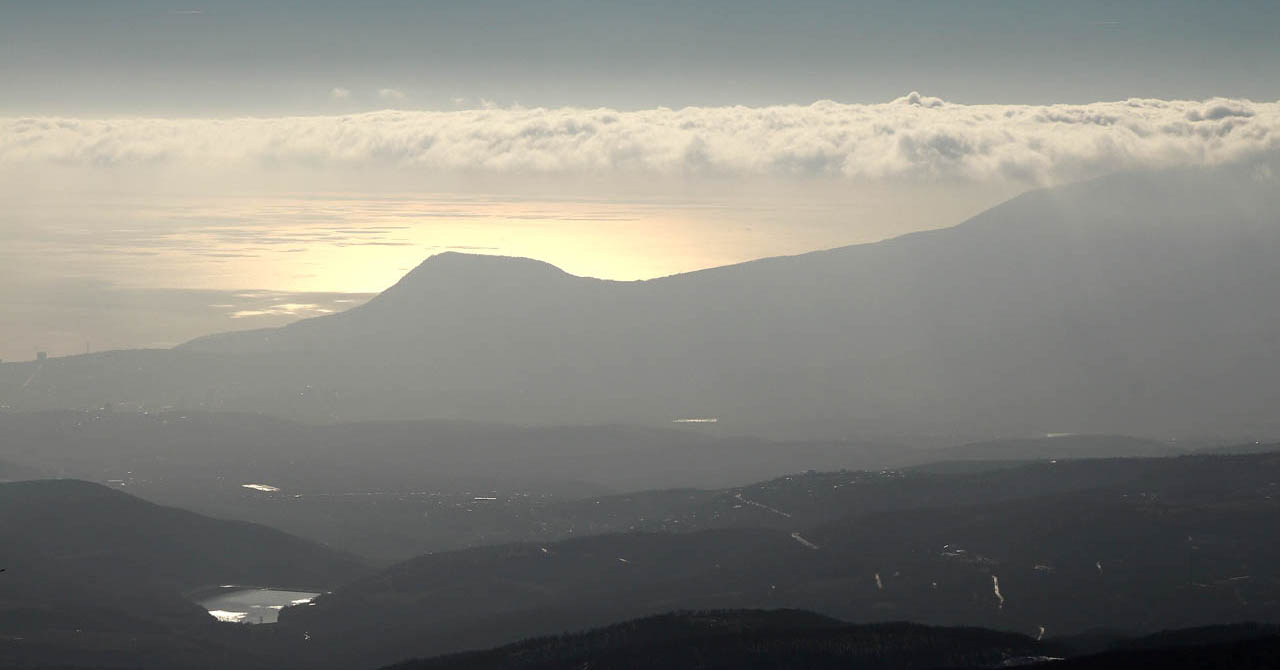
[329,87,351,100]
[378,88,406,101]
[2,93,1277,185]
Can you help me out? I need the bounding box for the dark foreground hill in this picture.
[0,479,366,669]
[4,452,1280,669]
[0,479,365,592]
[2,166,1279,439]
[1046,635,1280,670]
[382,611,1280,670]
[384,610,1046,670]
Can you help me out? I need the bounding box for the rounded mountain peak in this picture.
[408,251,569,278]
[365,252,581,307]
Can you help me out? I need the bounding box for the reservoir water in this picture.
[198,587,320,624]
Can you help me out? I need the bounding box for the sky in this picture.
[4,1,1280,113]
[1,0,1279,361]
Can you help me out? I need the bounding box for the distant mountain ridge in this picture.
[917,434,1178,462]
[5,164,1279,438]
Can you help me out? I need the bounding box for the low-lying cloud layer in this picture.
[3,93,1277,185]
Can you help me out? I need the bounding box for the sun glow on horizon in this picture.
[0,185,1013,296]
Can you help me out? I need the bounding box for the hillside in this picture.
[382,612,1280,670]
[1,167,1278,439]
[383,610,1046,670]
[0,479,366,668]
[3,452,1278,668]
[1045,635,1280,670]
[271,451,1280,668]
[0,479,365,592]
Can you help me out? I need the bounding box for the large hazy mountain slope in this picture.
[5,165,1279,438]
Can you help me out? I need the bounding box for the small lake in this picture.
[198,587,320,624]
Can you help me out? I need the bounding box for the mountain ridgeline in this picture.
[0,166,1277,438]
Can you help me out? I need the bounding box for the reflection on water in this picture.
[208,609,247,623]
[198,587,320,624]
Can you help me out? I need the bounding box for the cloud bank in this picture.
[3,93,1277,185]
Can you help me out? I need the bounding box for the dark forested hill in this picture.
[269,451,1280,668]
[1042,635,1280,670]
[4,453,1279,668]
[0,479,367,668]
[382,611,1280,670]
[0,479,365,591]
[383,610,1046,670]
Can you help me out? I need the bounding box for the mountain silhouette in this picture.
[4,164,1279,438]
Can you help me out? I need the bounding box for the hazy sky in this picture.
[3,1,1279,114]
[2,1,1279,361]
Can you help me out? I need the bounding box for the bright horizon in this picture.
[4,1,1279,360]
